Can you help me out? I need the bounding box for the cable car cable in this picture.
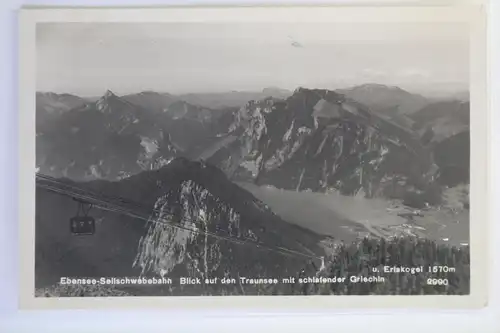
[36,174,327,280]
[37,175,276,245]
[37,174,153,211]
[37,182,323,261]
[37,173,315,252]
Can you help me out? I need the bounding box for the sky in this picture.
[36,22,470,97]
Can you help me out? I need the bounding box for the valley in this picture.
[238,182,469,247]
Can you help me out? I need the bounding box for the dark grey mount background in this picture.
[35,83,470,296]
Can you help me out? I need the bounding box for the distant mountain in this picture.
[164,100,217,122]
[336,83,429,116]
[450,91,469,102]
[204,88,438,207]
[36,92,87,115]
[178,88,292,109]
[36,92,87,132]
[122,91,178,114]
[36,90,179,181]
[432,130,469,187]
[35,158,324,295]
[158,100,238,155]
[410,100,469,141]
[262,87,292,96]
[407,100,470,188]
[420,90,470,102]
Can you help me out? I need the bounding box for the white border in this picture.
[18,4,489,310]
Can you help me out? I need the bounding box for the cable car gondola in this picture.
[70,198,96,236]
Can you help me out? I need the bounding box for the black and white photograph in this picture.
[18,6,488,308]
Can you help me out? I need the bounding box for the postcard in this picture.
[18,4,489,310]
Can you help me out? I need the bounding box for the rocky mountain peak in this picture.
[206,87,434,205]
[103,89,117,98]
[96,90,124,113]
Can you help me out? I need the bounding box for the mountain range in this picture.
[37,90,180,180]
[36,92,86,115]
[35,83,471,296]
[337,83,429,116]
[63,87,293,111]
[36,84,470,199]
